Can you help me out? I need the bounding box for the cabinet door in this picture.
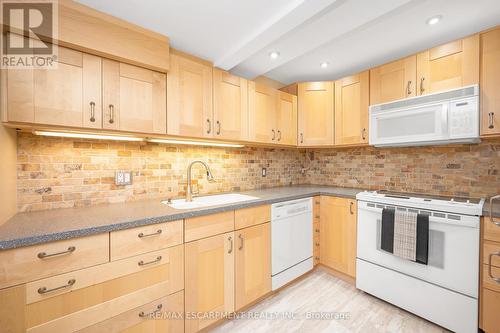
[102,60,166,134]
[480,28,500,136]
[276,92,297,145]
[417,35,479,95]
[213,69,248,140]
[167,53,213,138]
[5,41,101,128]
[235,223,271,310]
[248,82,277,144]
[370,56,416,105]
[482,288,500,333]
[297,82,334,146]
[319,197,357,277]
[334,71,369,146]
[185,232,234,333]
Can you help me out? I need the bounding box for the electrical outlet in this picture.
[262,168,267,177]
[115,171,133,185]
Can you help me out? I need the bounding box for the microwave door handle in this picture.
[442,103,449,135]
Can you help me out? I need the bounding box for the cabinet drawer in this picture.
[483,264,500,293]
[110,220,183,261]
[484,216,500,243]
[481,288,500,333]
[235,205,270,230]
[483,240,500,268]
[24,245,183,333]
[77,290,184,333]
[185,211,234,242]
[0,233,109,289]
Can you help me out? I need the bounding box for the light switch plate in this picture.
[115,171,133,185]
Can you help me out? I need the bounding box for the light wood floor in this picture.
[211,269,449,333]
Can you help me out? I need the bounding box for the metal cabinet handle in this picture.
[315,215,320,219]
[228,236,233,254]
[406,81,412,96]
[300,133,304,144]
[38,279,76,294]
[277,130,282,141]
[349,202,354,215]
[271,129,276,141]
[38,246,76,259]
[315,228,320,233]
[239,234,244,250]
[489,112,495,129]
[488,251,500,284]
[315,200,320,205]
[216,120,221,135]
[206,118,212,134]
[139,304,163,318]
[108,104,115,124]
[89,102,96,123]
[138,256,162,266]
[419,77,425,95]
[490,195,500,227]
[138,229,162,238]
[361,128,367,141]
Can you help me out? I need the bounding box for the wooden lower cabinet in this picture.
[319,197,357,278]
[482,288,500,333]
[185,232,235,333]
[235,223,271,310]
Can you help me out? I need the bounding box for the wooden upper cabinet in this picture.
[320,197,357,278]
[416,34,479,95]
[185,232,234,333]
[298,81,334,146]
[213,69,248,140]
[167,52,213,138]
[335,71,369,146]
[102,60,166,134]
[4,40,101,128]
[276,92,297,145]
[370,56,416,105]
[480,27,500,136]
[235,223,271,310]
[248,82,277,144]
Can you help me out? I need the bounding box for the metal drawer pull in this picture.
[419,77,425,94]
[406,80,412,96]
[315,215,320,219]
[139,304,163,318]
[361,128,367,141]
[38,246,76,259]
[206,118,212,134]
[488,251,500,284]
[89,102,96,122]
[38,279,76,294]
[349,202,354,215]
[272,129,276,141]
[489,112,495,129]
[216,120,221,135]
[138,256,162,266]
[228,236,233,254]
[315,229,320,233]
[109,104,115,124]
[239,234,244,250]
[138,229,162,238]
[277,130,282,141]
[490,195,500,227]
[300,133,304,144]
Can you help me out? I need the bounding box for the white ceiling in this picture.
[77,0,500,84]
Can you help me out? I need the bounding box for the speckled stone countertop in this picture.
[0,185,362,250]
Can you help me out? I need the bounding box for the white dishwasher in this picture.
[271,198,313,290]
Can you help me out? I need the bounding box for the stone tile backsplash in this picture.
[16,133,500,212]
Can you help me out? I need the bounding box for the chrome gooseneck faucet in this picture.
[186,161,215,202]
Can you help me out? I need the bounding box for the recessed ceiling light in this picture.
[269,51,280,59]
[426,15,442,25]
[320,61,329,69]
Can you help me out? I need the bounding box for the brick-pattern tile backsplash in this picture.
[16,133,500,212]
[305,138,500,199]
[17,134,307,212]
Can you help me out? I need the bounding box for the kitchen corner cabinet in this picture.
[213,69,249,140]
[248,82,277,143]
[416,34,479,95]
[167,52,213,138]
[102,59,167,134]
[319,197,357,278]
[185,232,235,333]
[480,27,500,136]
[297,81,335,146]
[370,56,416,105]
[334,71,369,146]
[3,41,102,128]
[235,222,271,310]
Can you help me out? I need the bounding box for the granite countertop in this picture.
[0,185,362,250]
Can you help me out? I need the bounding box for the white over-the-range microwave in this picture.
[369,85,480,147]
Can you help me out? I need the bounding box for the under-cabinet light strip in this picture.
[147,138,244,148]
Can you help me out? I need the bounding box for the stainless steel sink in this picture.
[163,193,259,210]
